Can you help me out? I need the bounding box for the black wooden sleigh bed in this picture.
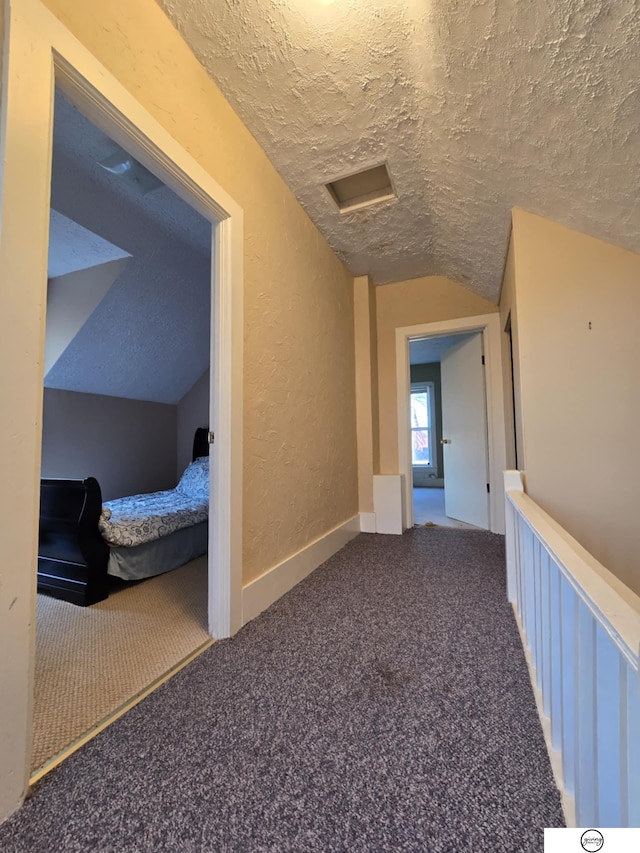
[37,428,210,606]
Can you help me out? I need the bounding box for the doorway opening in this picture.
[409,332,486,529]
[32,89,216,778]
[395,313,508,535]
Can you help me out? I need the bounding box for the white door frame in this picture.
[0,0,242,820]
[396,313,507,534]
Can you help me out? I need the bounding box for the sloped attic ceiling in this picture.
[46,93,212,405]
[410,334,474,365]
[156,0,640,301]
[48,210,131,278]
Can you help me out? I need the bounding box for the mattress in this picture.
[107,521,208,581]
[99,456,210,547]
[99,489,208,546]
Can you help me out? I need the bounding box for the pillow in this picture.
[177,456,209,500]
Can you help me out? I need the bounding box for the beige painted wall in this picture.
[41,0,358,585]
[353,276,379,513]
[509,208,640,596]
[376,276,498,472]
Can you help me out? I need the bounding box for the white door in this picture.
[440,333,489,528]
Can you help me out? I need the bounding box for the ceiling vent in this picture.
[98,148,163,195]
[325,163,396,213]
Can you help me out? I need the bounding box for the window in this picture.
[410,382,435,467]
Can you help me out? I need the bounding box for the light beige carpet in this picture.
[33,557,210,773]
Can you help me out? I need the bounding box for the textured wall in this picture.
[41,0,358,583]
[376,276,497,473]
[507,209,640,597]
[41,389,177,500]
[353,276,378,513]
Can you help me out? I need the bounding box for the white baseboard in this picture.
[242,515,360,625]
[359,512,376,533]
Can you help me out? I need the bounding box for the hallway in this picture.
[0,529,564,851]
[413,486,482,529]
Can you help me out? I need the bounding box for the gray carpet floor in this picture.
[0,529,564,852]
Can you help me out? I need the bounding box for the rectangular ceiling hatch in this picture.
[326,163,396,213]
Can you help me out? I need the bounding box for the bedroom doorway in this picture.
[0,0,243,810]
[31,90,217,777]
[46,65,244,643]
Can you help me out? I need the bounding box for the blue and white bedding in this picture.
[98,457,209,548]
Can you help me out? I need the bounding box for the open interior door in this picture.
[440,333,489,528]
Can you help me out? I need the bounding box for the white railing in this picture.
[504,471,640,828]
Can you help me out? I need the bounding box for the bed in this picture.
[37,428,210,606]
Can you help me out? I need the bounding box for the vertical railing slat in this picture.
[560,575,577,796]
[575,600,597,826]
[595,625,622,825]
[505,499,517,605]
[524,526,536,648]
[549,560,563,750]
[540,548,551,711]
[626,666,640,827]
[515,512,524,623]
[520,523,529,639]
[531,536,541,680]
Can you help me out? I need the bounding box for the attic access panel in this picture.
[326,163,396,213]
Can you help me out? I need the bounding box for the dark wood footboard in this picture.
[38,478,110,606]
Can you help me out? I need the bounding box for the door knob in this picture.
[440,439,451,444]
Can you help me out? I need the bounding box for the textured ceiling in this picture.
[48,210,131,278]
[47,94,212,404]
[410,333,474,366]
[156,0,640,301]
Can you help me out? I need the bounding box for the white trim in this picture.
[210,215,244,638]
[396,313,508,534]
[359,511,377,534]
[373,474,405,534]
[242,516,360,624]
[0,0,243,820]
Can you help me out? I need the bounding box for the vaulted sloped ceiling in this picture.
[48,210,131,278]
[156,0,640,301]
[410,334,474,366]
[46,94,212,405]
